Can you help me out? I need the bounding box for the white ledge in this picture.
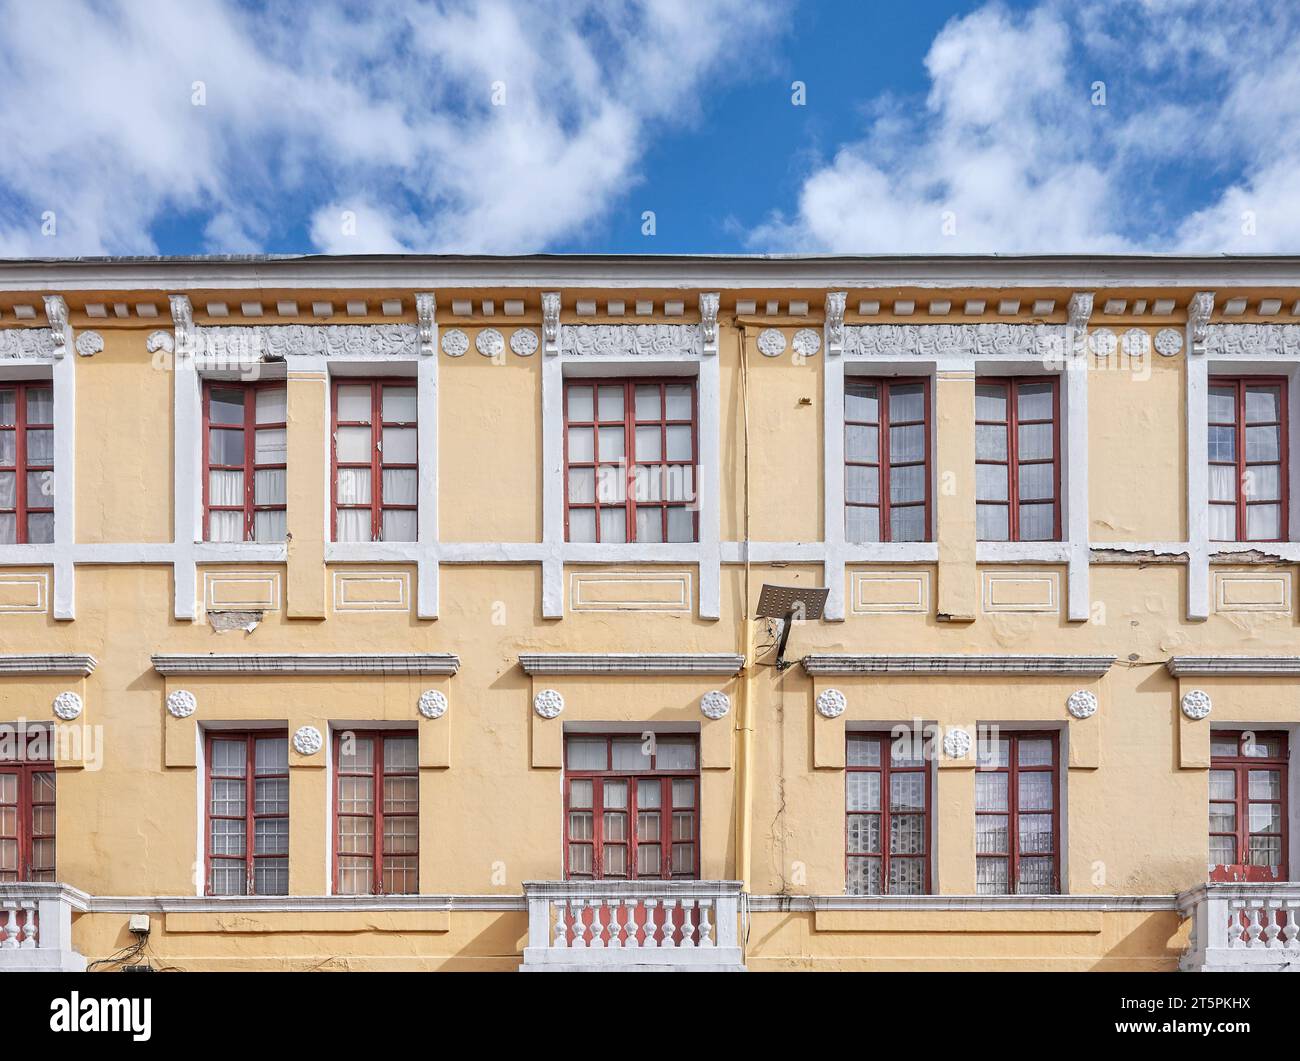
[151,653,460,676]
[1166,656,1300,677]
[0,654,97,676]
[83,893,523,914]
[747,894,1177,913]
[518,653,745,676]
[801,654,1115,677]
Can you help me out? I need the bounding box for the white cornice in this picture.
[747,894,1176,913]
[80,892,524,914]
[518,652,745,676]
[802,654,1115,677]
[150,653,460,676]
[1166,656,1300,677]
[0,654,97,676]
[4,254,1300,292]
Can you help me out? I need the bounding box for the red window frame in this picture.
[201,380,287,542]
[204,730,289,896]
[0,381,54,545]
[975,375,1061,542]
[333,730,419,895]
[1208,376,1289,542]
[1209,730,1289,882]
[845,732,932,895]
[563,377,699,544]
[975,731,1060,895]
[844,377,932,543]
[563,734,700,881]
[0,727,55,882]
[330,378,419,543]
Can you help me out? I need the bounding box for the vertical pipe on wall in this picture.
[735,324,755,895]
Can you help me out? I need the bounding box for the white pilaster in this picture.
[541,300,565,617]
[822,295,847,621]
[415,293,439,619]
[1186,292,1214,620]
[44,297,76,619]
[697,349,721,620]
[168,295,200,620]
[1064,292,1093,622]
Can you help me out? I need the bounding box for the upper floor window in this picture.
[564,379,697,544]
[1208,377,1287,542]
[976,732,1059,895]
[846,732,931,895]
[206,731,289,896]
[1209,730,1288,882]
[335,731,418,895]
[845,378,930,543]
[0,726,54,882]
[976,377,1059,542]
[203,382,287,543]
[564,733,699,880]
[332,381,418,542]
[0,382,54,545]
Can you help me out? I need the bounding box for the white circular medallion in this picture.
[700,691,731,720]
[1154,327,1184,357]
[815,688,846,719]
[1181,689,1212,720]
[1066,690,1098,719]
[75,331,104,357]
[418,690,448,719]
[942,727,972,759]
[792,328,821,357]
[1088,328,1117,356]
[533,689,565,719]
[1122,328,1151,358]
[509,328,539,356]
[52,691,83,721]
[166,689,197,718]
[757,328,787,357]
[293,725,324,755]
[441,328,469,357]
[476,328,505,358]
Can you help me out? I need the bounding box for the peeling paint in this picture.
[207,610,263,633]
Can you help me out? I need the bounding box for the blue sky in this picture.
[1,0,1298,257]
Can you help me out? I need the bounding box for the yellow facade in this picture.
[0,257,1298,971]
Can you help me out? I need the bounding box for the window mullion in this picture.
[15,383,27,544]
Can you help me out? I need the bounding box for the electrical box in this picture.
[128,914,151,935]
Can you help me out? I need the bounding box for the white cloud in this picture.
[750,0,1300,254]
[0,0,783,255]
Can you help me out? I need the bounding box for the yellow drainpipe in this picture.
[734,323,755,894]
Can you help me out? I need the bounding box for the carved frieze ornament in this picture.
[542,292,561,356]
[699,292,720,356]
[1187,292,1215,355]
[824,291,847,356]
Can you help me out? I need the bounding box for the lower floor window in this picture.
[207,731,289,895]
[564,733,699,880]
[846,732,930,894]
[0,727,54,882]
[335,730,419,895]
[976,732,1060,895]
[1210,730,1288,881]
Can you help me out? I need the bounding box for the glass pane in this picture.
[383,737,417,772]
[569,777,594,808]
[26,471,52,506]
[1245,504,1281,540]
[209,428,244,465]
[567,386,594,421]
[337,857,373,895]
[596,465,626,503]
[253,736,287,772]
[1248,835,1282,868]
[847,856,882,895]
[336,467,371,504]
[1211,735,1240,757]
[977,503,1009,541]
[1210,835,1237,866]
[1245,464,1280,501]
[975,773,1007,812]
[845,424,878,462]
[637,844,661,876]
[847,736,882,767]
[637,779,661,808]
[603,845,628,876]
[665,506,694,543]
[665,424,692,461]
[635,426,662,462]
[1209,503,1236,541]
[1248,770,1281,800]
[207,509,243,543]
[976,815,1008,854]
[0,392,13,426]
[1248,803,1281,835]
[846,772,881,812]
[337,384,372,422]
[611,738,648,771]
[978,738,1010,769]
[381,427,417,464]
[1018,502,1055,541]
[568,844,593,876]
[254,817,289,856]
[889,772,925,812]
[846,505,879,544]
[382,467,418,505]
[664,384,692,420]
[889,424,924,462]
[384,776,419,815]
[381,508,417,542]
[1245,387,1280,423]
[1245,425,1280,462]
[1207,425,1235,461]
[335,425,371,462]
[598,426,625,462]
[1018,463,1054,501]
[1018,856,1055,893]
[253,859,288,895]
[1208,802,1236,832]
[254,468,285,506]
[568,467,595,504]
[0,432,12,467]
[568,507,596,543]
[599,505,627,543]
[889,384,924,422]
[1019,739,1054,767]
[26,512,53,544]
[339,736,374,773]
[382,386,417,423]
[337,816,374,854]
[845,465,879,505]
[211,739,247,777]
[657,739,697,770]
[254,778,289,815]
[1207,464,1236,502]
[634,506,663,543]
[976,463,1008,501]
[889,813,925,856]
[891,504,925,542]
[671,779,694,808]
[889,858,925,895]
[210,778,245,815]
[382,817,418,855]
[976,424,1007,460]
[845,384,878,423]
[597,385,624,421]
[603,779,628,810]
[847,815,881,854]
[1017,382,1054,420]
[25,429,52,464]
[1209,769,1235,800]
[568,811,593,840]
[634,384,661,420]
[1018,423,1053,461]
[1207,386,1235,423]
[255,387,287,424]
[209,387,245,425]
[975,384,1007,421]
[210,818,246,856]
[335,507,371,543]
[209,862,246,896]
[664,464,694,502]
[889,463,925,503]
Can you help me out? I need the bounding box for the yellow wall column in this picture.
[937,756,977,893]
[935,369,977,621]
[286,370,327,619]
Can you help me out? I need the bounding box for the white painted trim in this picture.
[541,344,564,617]
[151,653,460,676]
[823,311,846,620]
[416,293,439,619]
[0,654,96,676]
[1186,296,1211,620]
[978,542,1070,563]
[50,320,75,619]
[1166,655,1300,676]
[745,893,1176,912]
[697,350,720,619]
[518,653,744,676]
[802,654,1115,677]
[1064,355,1090,620]
[171,296,200,620]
